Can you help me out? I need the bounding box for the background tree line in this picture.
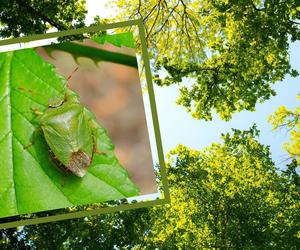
[1,0,300,249]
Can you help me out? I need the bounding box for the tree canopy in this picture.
[1,126,300,249]
[113,0,300,120]
[1,0,299,120]
[0,0,86,38]
[144,126,300,248]
[269,94,300,165]
[0,1,300,249]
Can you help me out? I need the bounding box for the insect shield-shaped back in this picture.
[40,93,95,177]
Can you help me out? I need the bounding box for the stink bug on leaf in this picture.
[29,88,99,178]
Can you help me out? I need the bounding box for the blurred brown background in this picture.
[36,40,157,195]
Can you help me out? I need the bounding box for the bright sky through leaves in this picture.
[85,0,300,169]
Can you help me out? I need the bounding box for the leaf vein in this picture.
[12,135,74,206]
[0,131,11,144]
[13,54,62,94]
[9,53,19,214]
[0,94,8,105]
[12,88,47,108]
[11,106,36,129]
[88,169,127,197]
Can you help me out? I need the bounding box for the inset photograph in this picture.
[0,31,158,219]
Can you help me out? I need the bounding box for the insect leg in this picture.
[23,128,41,149]
[91,126,109,159]
[31,107,43,116]
[84,108,108,157]
[47,149,70,186]
[92,126,98,154]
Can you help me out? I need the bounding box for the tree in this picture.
[0,208,152,250]
[1,126,299,249]
[112,0,300,120]
[269,95,300,165]
[1,0,299,121]
[144,126,300,249]
[0,0,87,38]
[1,1,300,249]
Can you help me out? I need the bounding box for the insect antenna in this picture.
[66,66,79,88]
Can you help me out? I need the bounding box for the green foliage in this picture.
[2,127,299,249]
[283,159,300,186]
[0,227,30,250]
[0,48,139,218]
[92,32,136,48]
[0,1,299,248]
[48,41,138,68]
[269,95,300,164]
[0,0,87,38]
[145,126,300,249]
[113,0,300,120]
[1,207,151,249]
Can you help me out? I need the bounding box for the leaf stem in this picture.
[49,42,138,68]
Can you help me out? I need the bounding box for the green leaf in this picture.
[47,42,138,68]
[290,69,299,77]
[92,32,136,48]
[0,48,139,218]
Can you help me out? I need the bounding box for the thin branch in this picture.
[169,12,180,28]
[216,83,236,110]
[185,13,202,49]
[179,0,187,9]
[143,2,159,21]
[151,0,180,37]
[182,13,194,61]
[137,0,143,20]
[177,14,185,64]
[162,21,171,55]
[275,121,298,132]
[277,155,295,166]
[15,0,67,30]
[146,1,162,40]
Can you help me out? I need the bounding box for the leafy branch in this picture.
[47,42,138,68]
[15,0,67,31]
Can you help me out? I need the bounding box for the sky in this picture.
[153,42,300,169]
[0,0,297,207]
[84,0,300,170]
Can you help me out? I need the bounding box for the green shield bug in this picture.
[30,88,99,178]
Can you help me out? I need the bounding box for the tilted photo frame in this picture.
[0,19,170,229]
